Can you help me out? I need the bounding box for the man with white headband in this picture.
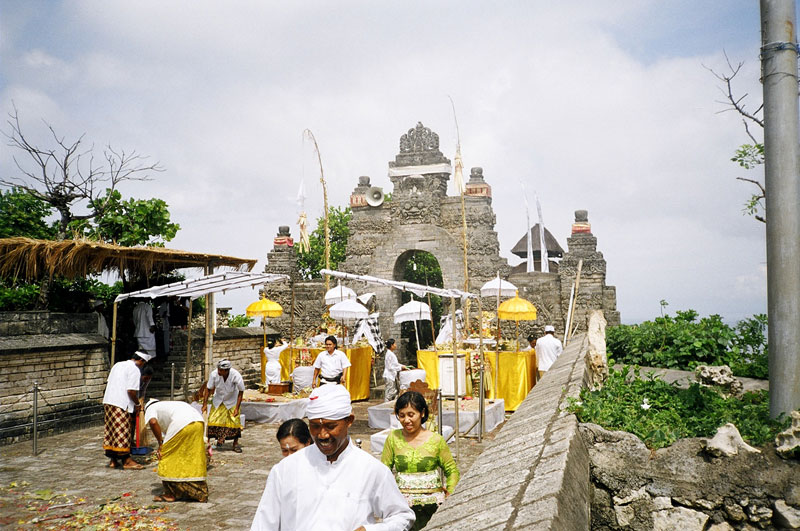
[251,384,414,531]
[203,359,245,453]
[535,325,563,379]
[102,350,152,469]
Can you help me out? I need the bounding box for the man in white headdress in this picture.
[102,350,153,469]
[203,359,245,452]
[535,325,563,378]
[250,384,414,531]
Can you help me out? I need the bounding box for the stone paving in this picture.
[0,397,499,530]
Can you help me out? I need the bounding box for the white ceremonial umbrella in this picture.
[329,298,369,346]
[324,282,357,305]
[394,300,432,350]
[480,274,518,399]
[479,276,517,298]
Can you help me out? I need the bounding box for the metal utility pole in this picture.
[760,0,800,417]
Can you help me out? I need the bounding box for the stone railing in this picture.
[426,333,592,530]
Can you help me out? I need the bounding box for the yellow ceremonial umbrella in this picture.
[497,291,537,350]
[246,297,284,385]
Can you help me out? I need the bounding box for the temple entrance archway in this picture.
[392,250,444,361]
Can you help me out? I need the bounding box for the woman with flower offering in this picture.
[381,391,460,530]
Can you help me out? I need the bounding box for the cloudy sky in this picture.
[1,1,778,324]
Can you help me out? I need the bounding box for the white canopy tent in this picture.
[112,271,289,399]
[320,269,485,456]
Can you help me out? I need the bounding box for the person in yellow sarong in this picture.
[203,359,245,452]
[145,399,208,502]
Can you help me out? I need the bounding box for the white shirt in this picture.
[207,368,245,409]
[382,349,403,381]
[133,302,156,351]
[313,350,351,379]
[265,343,289,384]
[144,401,203,444]
[535,333,563,371]
[102,359,141,413]
[251,440,414,531]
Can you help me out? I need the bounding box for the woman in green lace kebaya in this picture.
[381,391,460,530]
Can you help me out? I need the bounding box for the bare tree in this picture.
[2,105,162,239]
[707,53,768,223]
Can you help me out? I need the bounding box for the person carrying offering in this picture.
[381,391,460,530]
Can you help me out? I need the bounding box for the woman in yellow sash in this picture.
[145,399,208,502]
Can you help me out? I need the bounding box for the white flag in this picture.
[536,195,549,273]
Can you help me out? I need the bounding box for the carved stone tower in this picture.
[341,122,508,344]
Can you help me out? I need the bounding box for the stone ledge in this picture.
[426,334,591,530]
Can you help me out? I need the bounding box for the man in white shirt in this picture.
[250,384,414,531]
[203,359,245,452]
[102,350,153,469]
[535,325,564,378]
[145,399,208,503]
[312,335,351,387]
[133,301,156,357]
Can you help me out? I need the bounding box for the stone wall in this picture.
[426,333,593,530]
[0,311,96,336]
[0,324,272,446]
[0,333,109,446]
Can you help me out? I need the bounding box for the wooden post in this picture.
[110,301,119,365]
[184,301,193,401]
[450,297,460,461]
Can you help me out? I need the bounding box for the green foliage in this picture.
[0,277,123,312]
[227,313,253,327]
[606,309,768,379]
[401,252,444,350]
[296,206,352,279]
[69,189,180,246]
[0,279,40,310]
[731,143,764,170]
[0,188,57,239]
[568,365,788,449]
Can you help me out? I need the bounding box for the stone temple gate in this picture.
[263,122,619,363]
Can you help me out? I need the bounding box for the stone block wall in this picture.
[0,311,96,336]
[425,333,592,530]
[0,333,109,446]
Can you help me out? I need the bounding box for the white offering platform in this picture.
[370,421,456,456]
[240,398,309,424]
[367,398,505,437]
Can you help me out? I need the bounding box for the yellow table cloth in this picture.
[417,349,537,411]
[280,346,372,401]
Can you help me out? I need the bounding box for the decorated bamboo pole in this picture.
[426,279,438,353]
[110,301,118,365]
[450,97,471,334]
[304,129,330,291]
[565,259,583,345]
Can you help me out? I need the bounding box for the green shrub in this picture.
[606,310,768,379]
[227,314,253,327]
[0,277,123,312]
[568,364,788,449]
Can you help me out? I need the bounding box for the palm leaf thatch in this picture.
[0,237,256,281]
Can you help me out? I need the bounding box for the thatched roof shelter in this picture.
[510,224,564,259]
[0,237,257,281]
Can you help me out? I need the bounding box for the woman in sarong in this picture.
[264,338,289,385]
[145,399,208,502]
[381,391,460,530]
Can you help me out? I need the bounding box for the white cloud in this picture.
[0,1,771,321]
